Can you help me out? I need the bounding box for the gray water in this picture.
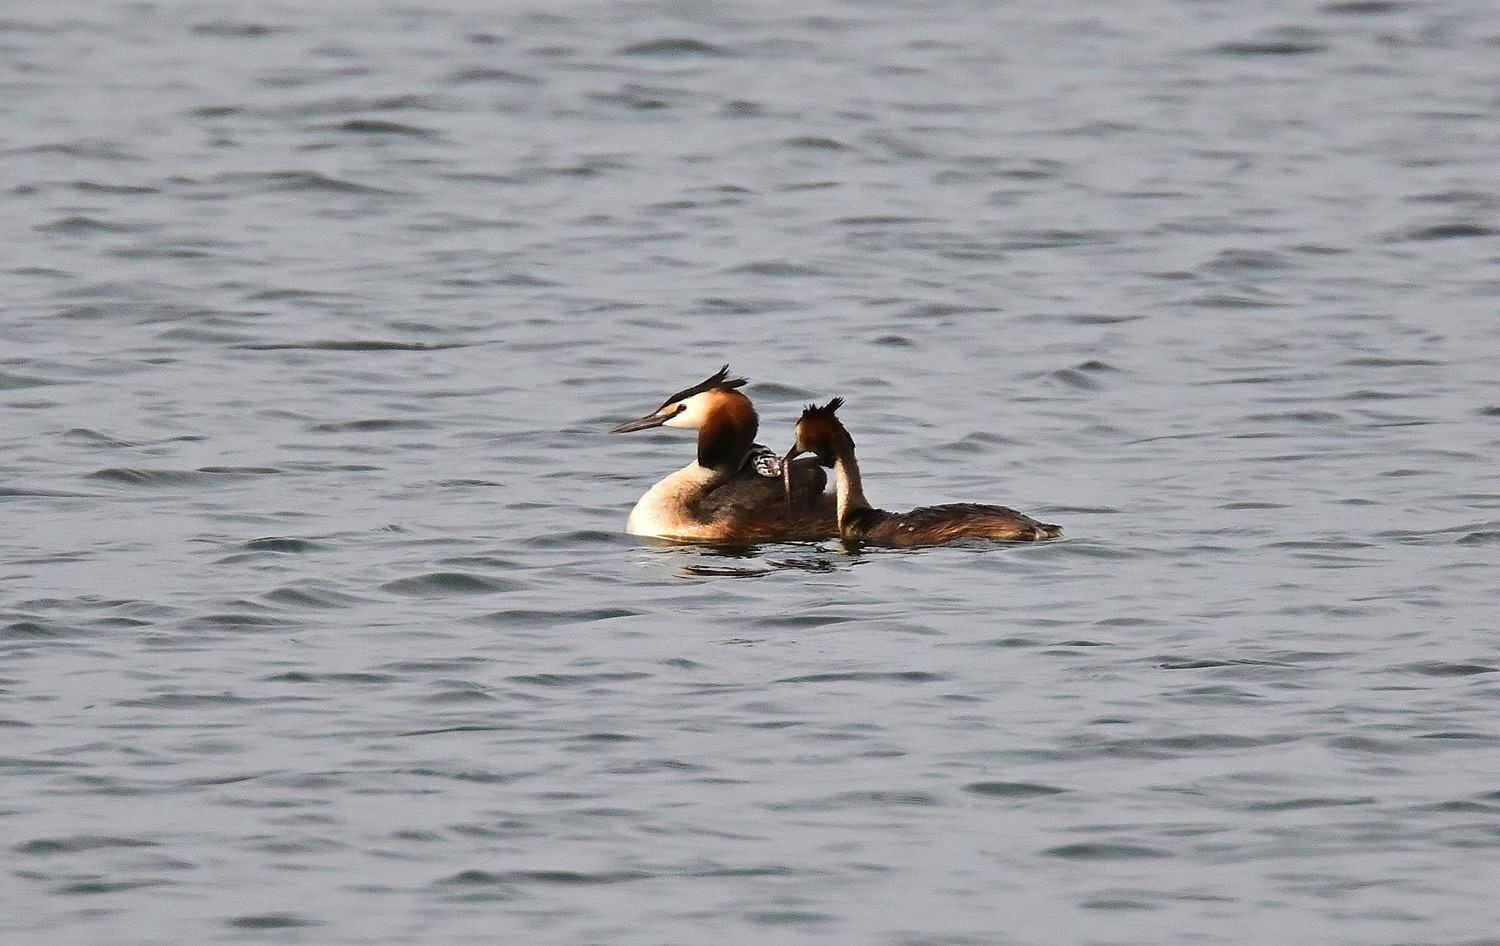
[5,1,1500,943]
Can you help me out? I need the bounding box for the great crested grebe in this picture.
[783,398,1061,546]
[610,366,837,542]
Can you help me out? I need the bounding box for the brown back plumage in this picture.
[847,503,1062,546]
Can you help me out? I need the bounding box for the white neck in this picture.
[831,445,873,528]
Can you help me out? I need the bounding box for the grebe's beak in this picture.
[782,445,803,510]
[610,410,673,433]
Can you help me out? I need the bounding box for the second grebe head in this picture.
[782,397,848,468]
[782,397,846,509]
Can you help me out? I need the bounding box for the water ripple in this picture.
[382,573,524,597]
[6,2,1500,943]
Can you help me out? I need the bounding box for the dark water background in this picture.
[5,1,1500,943]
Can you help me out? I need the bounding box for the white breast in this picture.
[624,463,719,538]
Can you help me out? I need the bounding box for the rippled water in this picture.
[6,1,1500,943]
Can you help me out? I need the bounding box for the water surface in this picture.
[5,1,1500,943]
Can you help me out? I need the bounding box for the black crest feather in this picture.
[659,364,748,409]
[801,397,843,418]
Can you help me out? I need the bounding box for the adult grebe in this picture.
[783,398,1061,546]
[610,366,837,542]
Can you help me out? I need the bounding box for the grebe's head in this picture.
[783,397,847,467]
[610,364,753,433]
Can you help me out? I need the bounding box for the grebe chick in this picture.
[783,398,1061,546]
[610,365,836,542]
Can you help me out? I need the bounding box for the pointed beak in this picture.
[610,411,672,434]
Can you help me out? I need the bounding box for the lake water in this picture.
[5,1,1500,943]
